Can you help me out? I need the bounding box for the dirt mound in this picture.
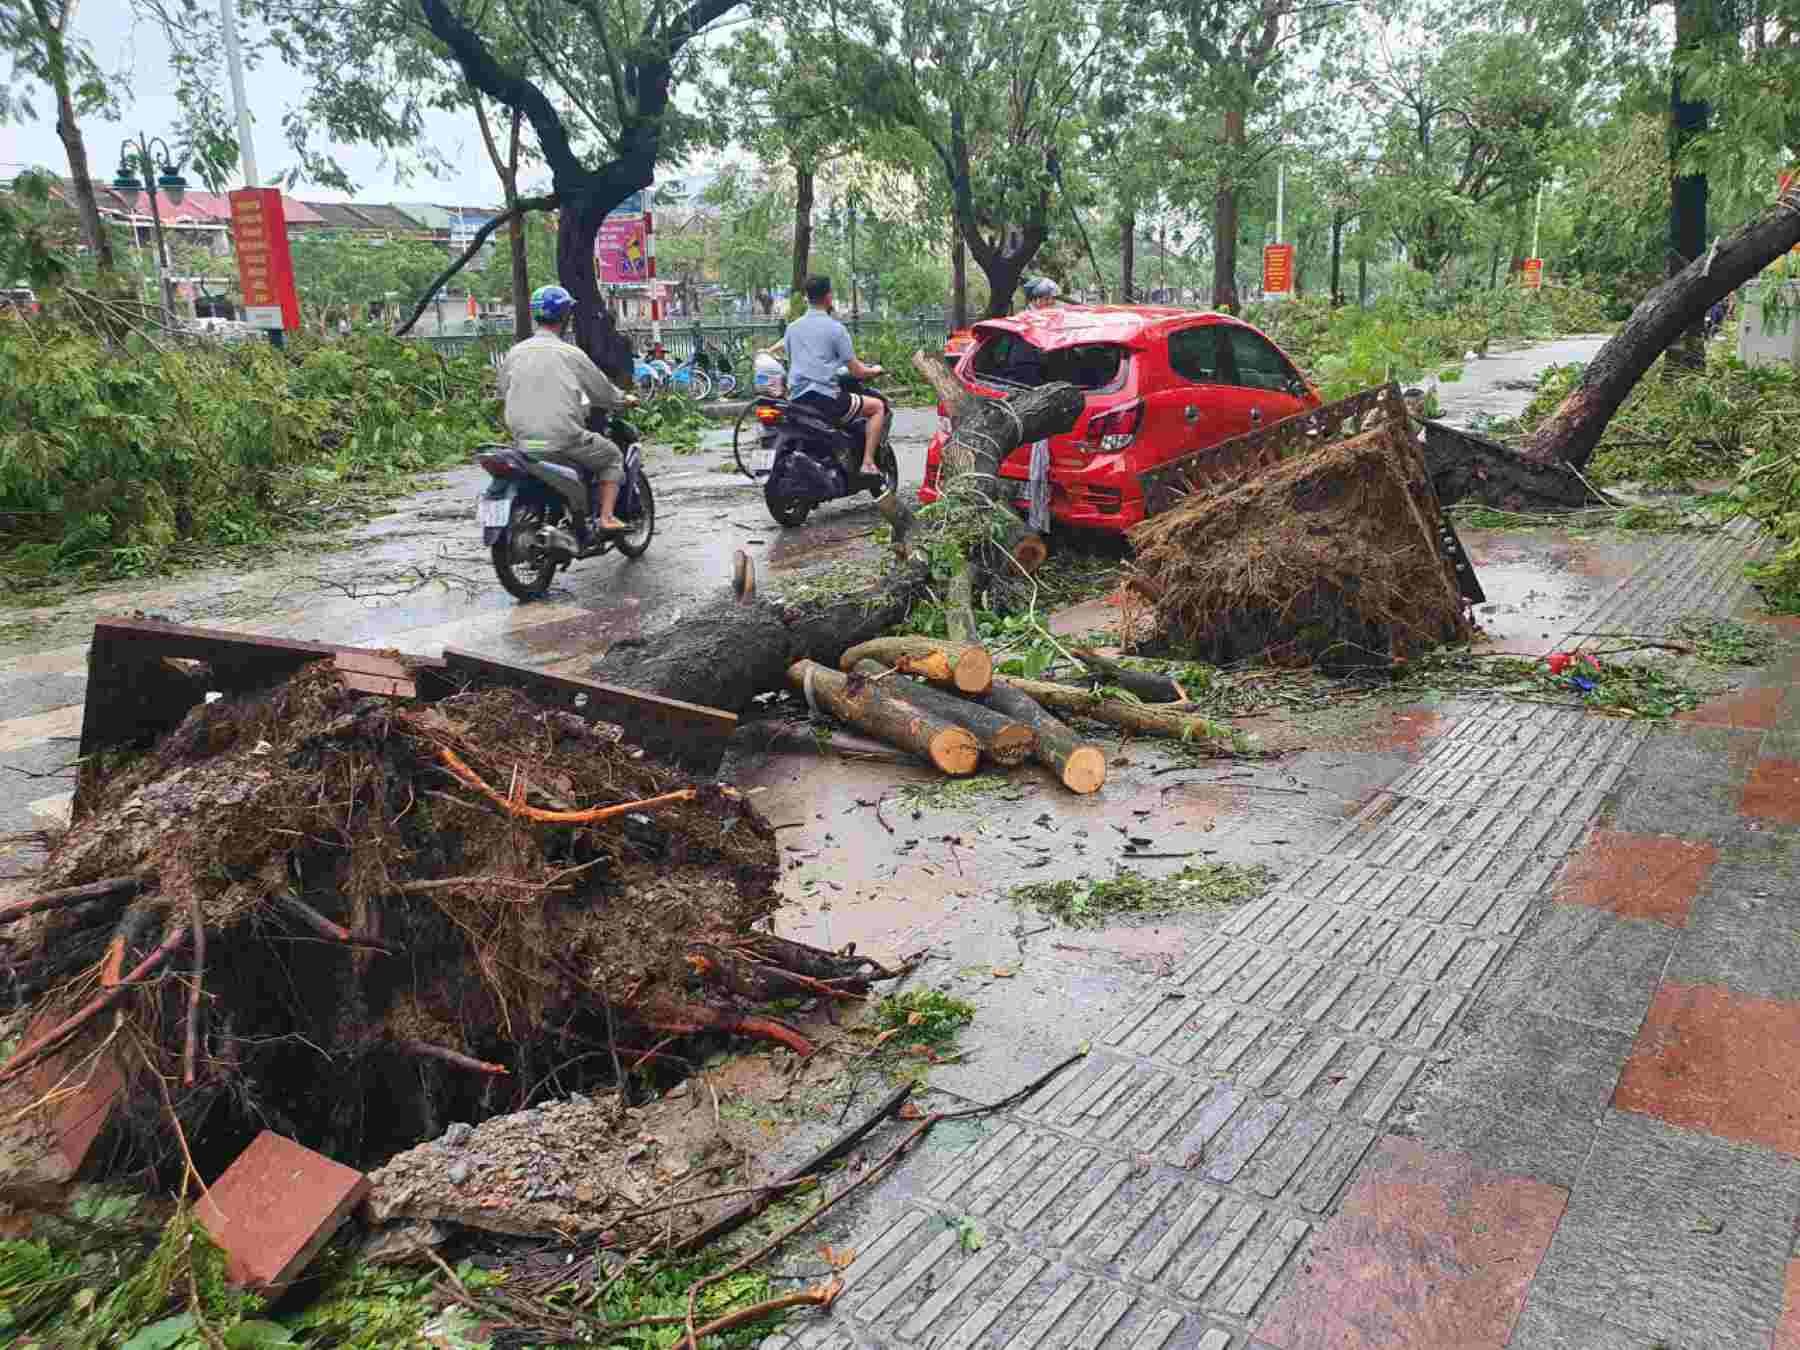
[1130,404,1472,670]
[0,662,874,1180]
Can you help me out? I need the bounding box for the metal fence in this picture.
[416,316,950,364]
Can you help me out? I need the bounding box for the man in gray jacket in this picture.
[496,284,636,536]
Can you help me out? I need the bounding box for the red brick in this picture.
[1615,982,1800,1155]
[1742,757,1800,826]
[198,1131,369,1294]
[1255,1136,1567,1350]
[0,1028,128,1183]
[1553,829,1717,927]
[1776,1258,1800,1350]
[1677,685,1788,731]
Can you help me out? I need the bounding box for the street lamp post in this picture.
[112,135,189,326]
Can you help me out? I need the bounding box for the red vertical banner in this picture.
[1522,258,1545,290]
[228,189,300,330]
[1262,243,1295,296]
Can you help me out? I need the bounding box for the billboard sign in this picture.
[228,189,300,331]
[1262,243,1295,297]
[597,191,651,285]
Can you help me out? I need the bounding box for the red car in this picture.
[920,305,1320,531]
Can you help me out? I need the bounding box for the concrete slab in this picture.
[1778,1258,1800,1350]
[1505,1292,1669,1349]
[1742,756,1800,826]
[198,1131,369,1294]
[1552,829,1717,927]
[1254,1135,1565,1350]
[1530,1110,1800,1347]
[1403,1006,1633,1189]
[1679,683,1792,732]
[1475,903,1677,1035]
[1607,726,1764,844]
[1665,861,1800,1002]
[1615,982,1800,1155]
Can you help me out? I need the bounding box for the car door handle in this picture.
[1183,405,1199,423]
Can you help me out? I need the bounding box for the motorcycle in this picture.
[476,410,656,600]
[731,366,897,527]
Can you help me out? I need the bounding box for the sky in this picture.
[4,0,515,205]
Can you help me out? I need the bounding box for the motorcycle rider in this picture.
[765,275,886,479]
[496,284,636,542]
[1023,277,1061,310]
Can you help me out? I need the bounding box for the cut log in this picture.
[982,681,1107,794]
[847,660,1032,766]
[999,518,1049,574]
[839,637,994,695]
[788,660,980,776]
[1518,183,1800,472]
[1070,649,1186,703]
[997,675,1239,749]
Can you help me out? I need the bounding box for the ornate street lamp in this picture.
[113,134,189,325]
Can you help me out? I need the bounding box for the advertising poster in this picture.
[228,189,300,330]
[596,190,650,284]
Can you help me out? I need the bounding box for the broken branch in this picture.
[439,747,700,823]
[0,875,143,925]
[397,1040,510,1075]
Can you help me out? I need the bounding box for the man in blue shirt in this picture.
[769,275,886,477]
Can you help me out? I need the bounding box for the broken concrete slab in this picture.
[364,1099,660,1241]
[198,1130,370,1295]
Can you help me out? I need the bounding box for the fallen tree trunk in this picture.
[787,660,979,775]
[1070,649,1186,703]
[838,637,994,695]
[847,660,1033,766]
[998,675,1239,749]
[1519,184,1800,471]
[909,352,1082,638]
[596,562,932,715]
[981,681,1107,794]
[1417,419,1596,511]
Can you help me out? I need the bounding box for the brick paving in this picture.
[765,519,1800,1349]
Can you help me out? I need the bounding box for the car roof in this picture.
[971,304,1239,350]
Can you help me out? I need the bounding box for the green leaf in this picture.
[122,1313,198,1350]
[224,1320,300,1348]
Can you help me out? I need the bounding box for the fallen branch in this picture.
[183,897,205,1088]
[981,681,1107,793]
[439,747,698,823]
[393,192,558,338]
[0,875,143,926]
[397,1040,510,1075]
[1071,649,1186,703]
[839,637,995,695]
[0,923,189,1087]
[277,893,352,943]
[997,675,1238,748]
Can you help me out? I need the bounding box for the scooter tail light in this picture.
[1084,399,1144,452]
[754,405,783,424]
[478,453,522,476]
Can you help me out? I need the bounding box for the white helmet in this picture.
[1026,278,1060,301]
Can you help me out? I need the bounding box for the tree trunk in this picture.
[839,637,993,695]
[848,660,1032,766]
[791,158,814,300]
[787,661,979,775]
[1121,208,1137,303]
[951,212,968,328]
[561,198,635,383]
[1358,253,1368,307]
[1519,187,1800,470]
[508,112,530,343]
[1330,209,1344,307]
[979,249,1032,319]
[981,681,1106,794]
[1213,107,1245,311]
[1666,0,1711,373]
[43,5,114,279]
[595,562,934,715]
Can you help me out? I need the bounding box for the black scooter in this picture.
[476,410,656,600]
[732,372,897,527]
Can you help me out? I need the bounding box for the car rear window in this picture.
[970,334,1128,392]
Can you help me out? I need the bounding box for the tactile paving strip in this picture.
[761,526,1767,1350]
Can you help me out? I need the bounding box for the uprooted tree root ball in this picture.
[1,663,892,1181]
[1130,405,1473,671]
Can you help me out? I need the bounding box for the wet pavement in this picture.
[1432,334,1609,429]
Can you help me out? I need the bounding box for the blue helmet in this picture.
[531,284,575,323]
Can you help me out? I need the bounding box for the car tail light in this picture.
[755,404,783,424]
[1084,400,1143,452]
[477,453,521,476]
